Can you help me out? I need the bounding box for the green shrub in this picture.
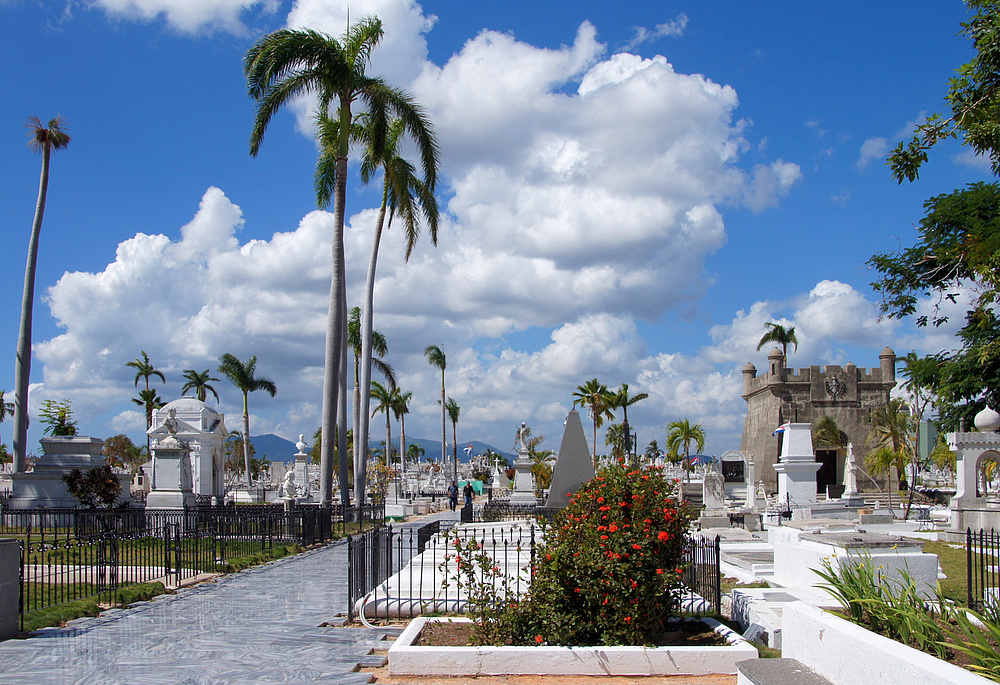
[447,460,694,646]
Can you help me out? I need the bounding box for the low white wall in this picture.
[389,617,757,677]
[782,602,991,685]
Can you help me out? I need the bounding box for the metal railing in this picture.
[681,534,721,614]
[347,522,722,622]
[8,502,384,630]
[968,527,999,611]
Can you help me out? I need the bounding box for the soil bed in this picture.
[415,619,728,648]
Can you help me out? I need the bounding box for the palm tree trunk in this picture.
[337,320,349,506]
[358,199,387,506]
[319,153,348,506]
[242,394,252,487]
[13,143,51,473]
[400,414,407,486]
[451,420,457,478]
[441,383,449,482]
[385,410,392,471]
[592,413,598,471]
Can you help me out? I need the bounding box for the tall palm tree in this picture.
[424,345,450,479]
[665,419,706,484]
[245,18,436,506]
[446,397,460,472]
[347,306,394,504]
[392,390,412,475]
[605,423,628,459]
[181,369,220,403]
[609,383,648,461]
[339,113,439,503]
[13,116,71,473]
[645,440,662,463]
[0,390,15,423]
[864,397,913,515]
[132,388,165,431]
[756,322,798,360]
[572,379,614,469]
[218,353,277,486]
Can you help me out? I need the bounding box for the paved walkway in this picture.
[0,509,459,685]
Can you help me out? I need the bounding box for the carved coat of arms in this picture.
[824,375,847,398]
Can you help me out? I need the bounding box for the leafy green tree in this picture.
[406,442,425,465]
[446,397,461,470]
[572,379,614,469]
[756,322,798,360]
[869,183,1000,427]
[645,440,662,462]
[665,419,706,484]
[888,1,1000,182]
[39,399,78,437]
[63,465,121,509]
[245,17,434,507]
[181,369,220,403]
[0,390,14,423]
[530,449,556,496]
[13,115,71,473]
[605,423,628,459]
[102,434,149,475]
[425,344,450,479]
[218,353,276,486]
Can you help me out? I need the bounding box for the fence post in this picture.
[713,534,721,614]
[967,527,974,609]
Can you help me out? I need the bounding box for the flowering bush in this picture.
[447,460,694,646]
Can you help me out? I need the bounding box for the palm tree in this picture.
[446,397,460,472]
[244,17,436,506]
[665,419,706,484]
[0,390,14,423]
[605,423,628,459]
[424,345,450,479]
[392,390,412,475]
[217,353,277,486]
[370,380,396,471]
[609,383,648,462]
[181,369,220,403]
[645,440,662,463]
[127,351,166,392]
[572,379,614,469]
[407,443,425,465]
[347,306,394,504]
[811,415,848,450]
[13,116,71,473]
[864,398,913,516]
[530,449,556,496]
[132,388,164,431]
[342,112,439,506]
[756,322,798,360]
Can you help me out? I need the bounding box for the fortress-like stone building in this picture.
[740,346,896,494]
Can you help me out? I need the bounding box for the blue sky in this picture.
[0,0,991,461]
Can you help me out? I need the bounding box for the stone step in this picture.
[737,658,832,685]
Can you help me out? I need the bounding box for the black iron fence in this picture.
[967,527,999,611]
[347,522,722,623]
[7,502,384,630]
[683,534,721,614]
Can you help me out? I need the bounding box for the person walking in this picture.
[448,481,459,511]
[463,482,474,508]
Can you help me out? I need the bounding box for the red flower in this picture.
[658,531,670,542]
[632,543,641,550]
[601,535,609,540]
[597,496,605,502]
[535,635,544,644]
[657,568,664,574]
[608,524,618,533]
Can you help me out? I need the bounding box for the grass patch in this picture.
[21,581,172,633]
[215,543,302,573]
[720,576,769,595]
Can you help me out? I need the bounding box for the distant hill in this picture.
[250,433,514,463]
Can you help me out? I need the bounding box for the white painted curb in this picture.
[389,616,758,676]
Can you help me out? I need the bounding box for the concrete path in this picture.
[0,509,459,685]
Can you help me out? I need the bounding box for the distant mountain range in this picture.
[250,433,515,463]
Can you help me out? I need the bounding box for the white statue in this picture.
[281,469,296,498]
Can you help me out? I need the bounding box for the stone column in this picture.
[146,435,196,509]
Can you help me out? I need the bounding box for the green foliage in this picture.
[102,434,148,474]
[755,322,798,357]
[366,460,391,504]
[62,465,122,508]
[39,399,78,436]
[445,462,694,646]
[888,1,1000,182]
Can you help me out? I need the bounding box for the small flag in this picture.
[463,443,474,456]
[772,423,789,436]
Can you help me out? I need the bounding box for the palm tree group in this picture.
[245,16,439,505]
[218,353,277,486]
[13,115,71,473]
[572,379,614,469]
